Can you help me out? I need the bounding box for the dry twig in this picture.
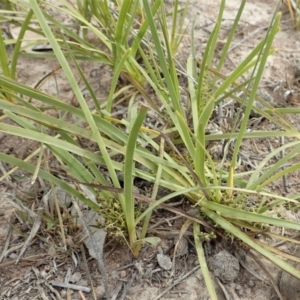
[153,265,200,300]
[81,244,97,300]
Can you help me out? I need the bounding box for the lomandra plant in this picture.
[1,0,300,298]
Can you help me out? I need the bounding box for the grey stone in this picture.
[208,250,240,283]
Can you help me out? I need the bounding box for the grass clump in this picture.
[1,0,300,298]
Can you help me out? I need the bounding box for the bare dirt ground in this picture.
[1,0,300,299]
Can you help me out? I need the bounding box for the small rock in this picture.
[9,253,18,259]
[70,272,82,283]
[174,236,188,257]
[61,290,67,297]
[162,271,170,278]
[95,285,105,297]
[248,279,255,288]
[40,270,47,278]
[120,270,127,278]
[47,245,56,256]
[77,280,88,287]
[236,288,244,297]
[157,253,172,271]
[208,250,240,283]
[56,275,64,282]
[112,270,118,279]
[66,235,75,247]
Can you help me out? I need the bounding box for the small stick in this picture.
[50,281,91,292]
[44,282,62,300]
[81,244,97,300]
[120,271,137,300]
[215,277,236,300]
[110,282,123,300]
[79,290,87,300]
[153,266,200,300]
[272,233,300,247]
[234,250,268,284]
[0,225,12,263]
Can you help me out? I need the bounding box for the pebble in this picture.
[120,270,127,278]
[95,285,105,297]
[77,280,88,286]
[174,236,188,257]
[235,284,243,296]
[61,290,67,297]
[157,253,172,270]
[248,279,255,288]
[208,250,240,283]
[70,272,82,283]
[9,253,18,259]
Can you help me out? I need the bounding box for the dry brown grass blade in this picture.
[171,219,192,275]
[80,244,97,300]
